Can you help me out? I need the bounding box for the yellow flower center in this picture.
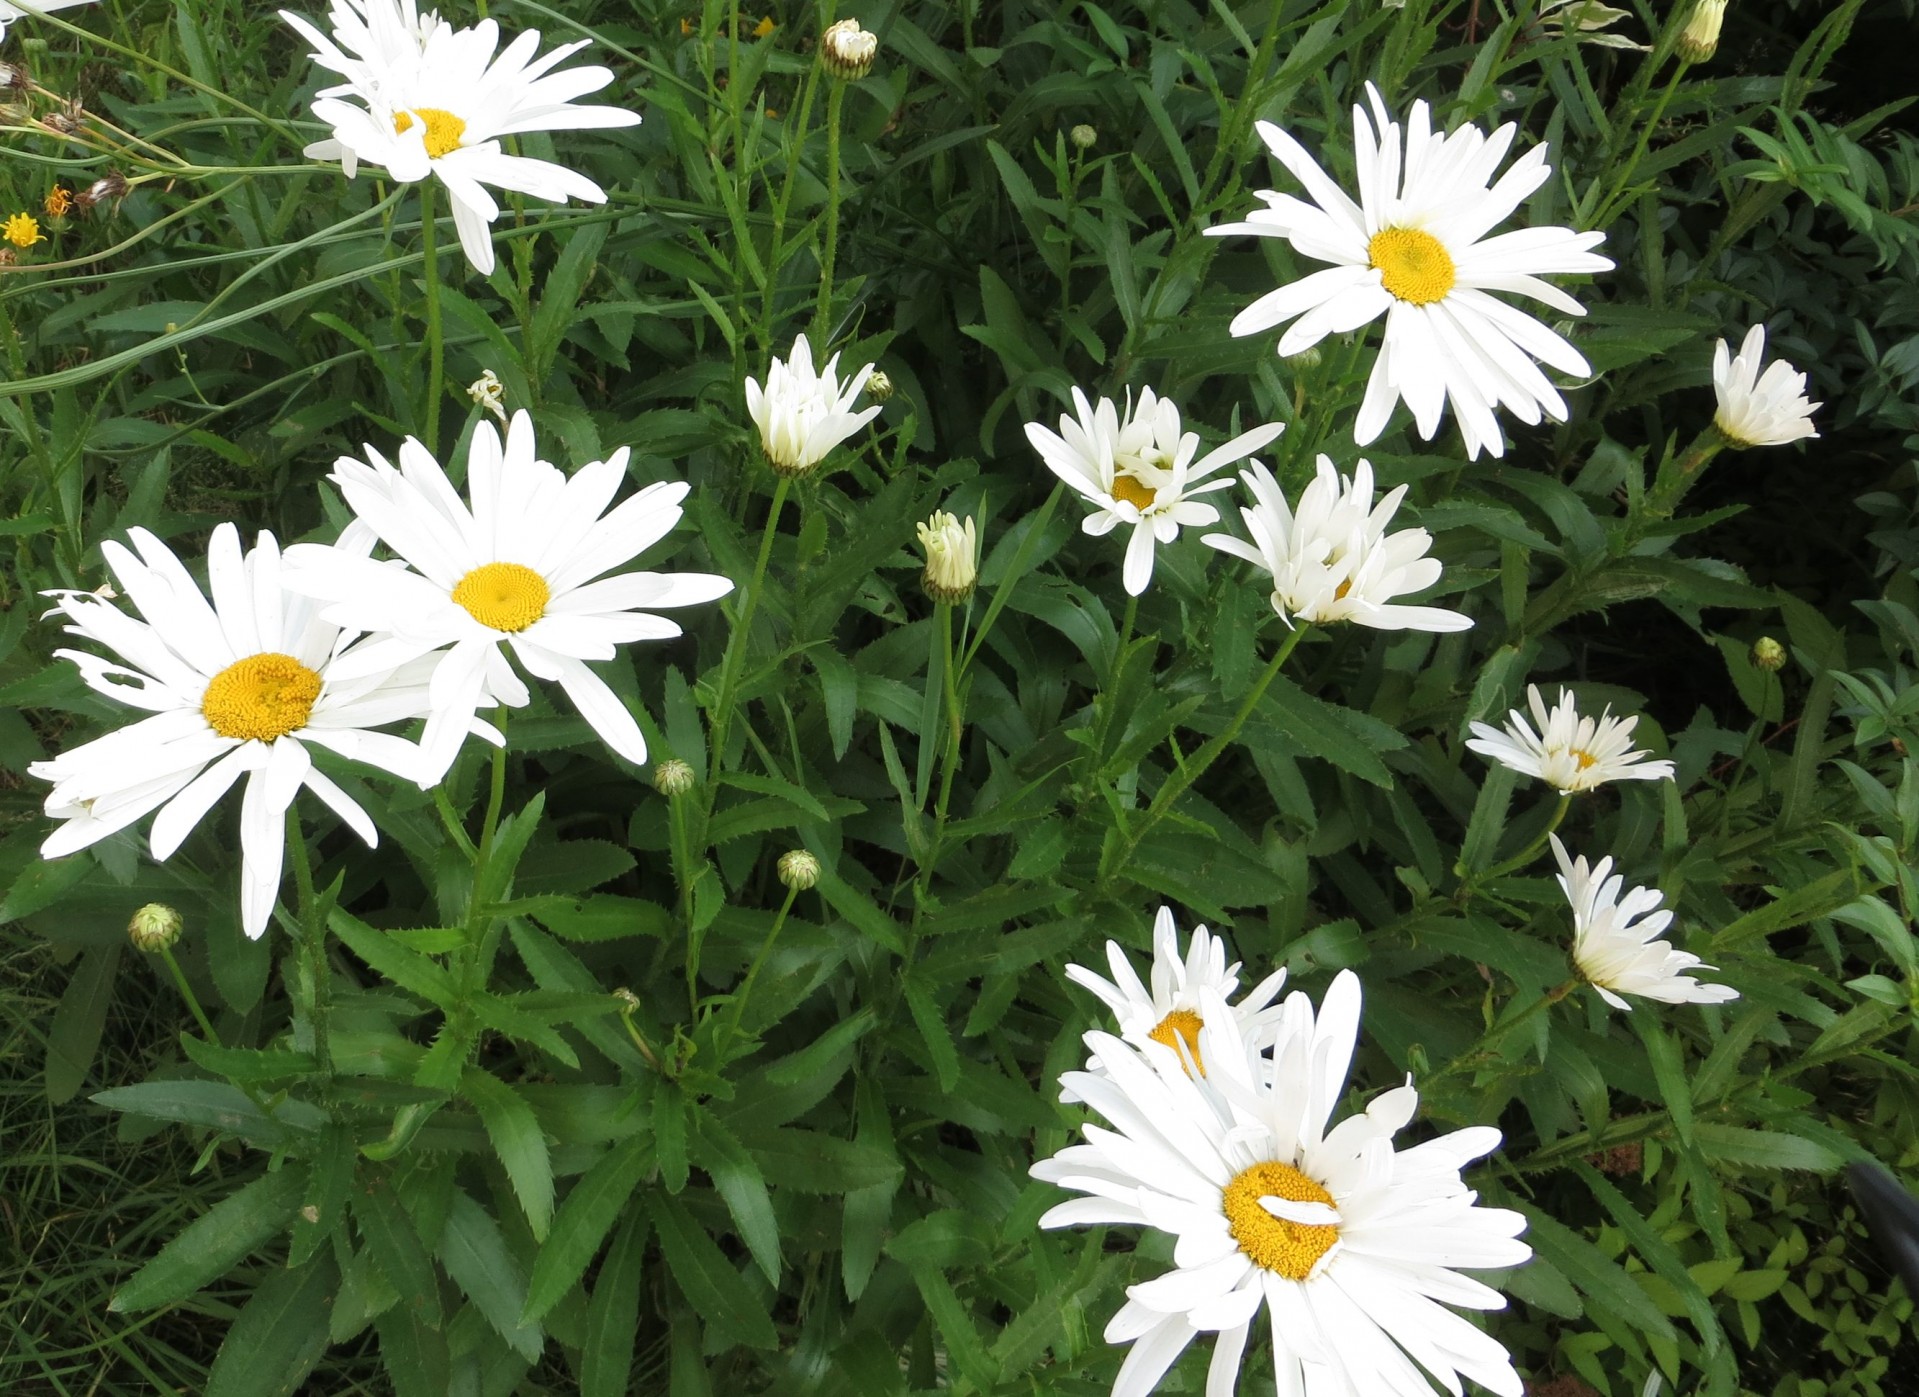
[394,106,467,158]
[452,561,550,632]
[3,212,44,248]
[1147,1009,1205,1074]
[1222,1161,1339,1280]
[1574,749,1598,770]
[202,653,323,742]
[1109,473,1158,512]
[1368,227,1456,305]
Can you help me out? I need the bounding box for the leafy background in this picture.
[2,0,1919,1393]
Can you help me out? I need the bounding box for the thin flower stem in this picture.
[420,182,446,454]
[1428,978,1581,1089]
[159,945,220,1046]
[1644,426,1725,520]
[285,806,332,1079]
[1473,792,1574,886]
[813,83,847,344]
[1594,62,1687,226]
[706,475,790,785]
[718,885,799,1059]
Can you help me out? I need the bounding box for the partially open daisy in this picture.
[1712,323,1820,448]
[1062,905,1288,1088]
[744,333,880,477]
[1034,972,1530,1397]
[1553,836,1737,1011]
[283,410,733,786]
[283,0,641,274]
[1208,84,1611,459]
[1466,684,1674,792]
[1203,456,1472,632]
[1025,387,1284,596]
[28,524,448,939]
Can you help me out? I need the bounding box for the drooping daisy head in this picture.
[1466,684,1674,793]
[1203,456,1473,633]
[1712,323,1820,449]
[1552,836,1737,1011]
[1062,905,1287,1084]
[1034,970,1531,1397]
[1025,387,1284,596]
[282,409,734,787]
[744,333,881,477]
[282,0,641,274]
[28,523,450,938]
[1207,82,1612,459]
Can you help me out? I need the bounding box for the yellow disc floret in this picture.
[1108,473,1158,512]
[1147,1008,1205,1074]
[1222,1161,1339,1279]
[3,212,44,248]
[394,107,468,158]
[202,653,323,742]
[1369,227,1456,305]
[452,561,550,632]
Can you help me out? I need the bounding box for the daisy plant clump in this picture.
[1552,836,1739,1010]
[744,333,881,477]
[1024,386,1284,596]
[28,524,458,938]
[1466,684,1675,793]
[282,0,641,274]
[1209,83,1611,459]
[1034,970,1531,1396]
[283,409,733,785]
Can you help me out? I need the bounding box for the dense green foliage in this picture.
[2,0,1918,1393]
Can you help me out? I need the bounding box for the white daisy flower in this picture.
[1552,836,1737,1011]
[0,0,100,42]
[283,409,734,786]
[282,0,641,275]
[1202,456,1472,633]
[744,333,881,477]
[1034,971,1531,1397]
[28,524,450,940]
[1207,83,1612,459]
[1465,684,1674,793]
[1025,387,1285,596]
[1062,906,1288,1090]
[1712,324,1820,448]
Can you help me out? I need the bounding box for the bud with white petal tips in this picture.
[819,18,876,79]
[467,369,507,423]
[777,849,821,891]
[864,369,894,403]
[1712,323,1819,448]
[917,510,979,605]
[129,903,183,952]
[1676,0,1725,62]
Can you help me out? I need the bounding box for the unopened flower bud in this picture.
[128,903,183,952]
[74,171,128,212]
[613,987,642,1012]
[864,368,893,403]
[1751,636,1786,673]
[653,757,696,797]
[467,368,506,422]
[819,18,876,80]
[777,849,821,891]
[1285,343,1323,369]
[1070,123,1096,150]
[1676,0,1724,62]
[917,509,978,605]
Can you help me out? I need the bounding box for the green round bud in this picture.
[653,758,696,797]
[1751,636,1787,673]
[777,849,821,891]
[128,903,183,952]
[1070,124,1096,151]
[864,369,894,404]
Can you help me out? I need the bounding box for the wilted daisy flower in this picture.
[1208,84,1612,459]
[1552,836,1737,1011]
[1024,386,1284,596]
[1062,905,1287,1084]
[0,0,99,42]
[1535,0,1647,49]
[1034,972,1531,1397]
[1203,456,1472,632]
[1466,684,1674,792]
[284,410,733,785]
[744,333,881,477]
[282,0,641,275]
[1712,324,1820,448]
[29,524,455,939]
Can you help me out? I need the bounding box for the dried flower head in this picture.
[74,171,128,212]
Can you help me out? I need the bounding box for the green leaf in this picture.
[1692,1125,1844,1173]
[45,942,121,1105]
[461,1068,555,1240]
[111,1164,309,1313]
[203,1254,337,1397]
[521,893,674,942]
[1522,1208,1676,1342]
[742,1127,906,1195]
[514,839,637,897]
[179,1036,318,1086]
[288,1126,354,1268]
[92,1080,325,1148]
[522,1137,653,1323]
[654,1079,690,1192]
[579,1209,648,1397]
[354,1174,444,1331]
[372,1300,450,1397]
[1250,674,1406,786]
[645,1190,779,1351]
[1574,1163,1723,1357]
[437,1189,543,1362]
[904,980,961,1091]
[329,907,459,1006]
[813,866,906,953]
[691,1113,781,1285]
[474,792,547,908]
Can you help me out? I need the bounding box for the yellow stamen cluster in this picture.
[3,212,44,249]
[1108,473,1157,512]
[394,107,467,158]
[202,653,323,742]
[1369,227,1456,305]
[44,186,72,218]
[452,561,550,632]
[1147,1009,1205,1074]
[1222,1161,1339,1279]
[1573,749,1598,770]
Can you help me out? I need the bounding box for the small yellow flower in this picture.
[680,16,692,34]
[43,186,72,218]
[752,15,775,37]
[3,212,44,248]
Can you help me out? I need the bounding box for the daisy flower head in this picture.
[1465,684,1674,793]
[1712,323,1820,448]
[1202,456,1473,633]
[1033,970,1531,1397]
[1023,386,1284,596]
[1552,836,1737,1011]
[282,0,642,275]
[28,524,451,939]
[744,333,881,477]
[1061,905,1288,1089]
[1207,83,1613,459]
[283,409,734,786]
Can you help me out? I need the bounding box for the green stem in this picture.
[420,181,446,454]
[1593,62,1688,226]
[1475,792,1574,886]
[1644,425,1726,520]
[160,945,219,1046]
[706,476,790,785]
[1428,978,1581,1089]
[718,885,799,1059]
[813,82,847,344]
[286,807,331,1079]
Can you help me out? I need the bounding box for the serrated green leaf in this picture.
[203,1254,337,1397]
[691,1112,781,1285]
[580,1209,648,1397]
[461,1068,555,1240]
[437,1189,543,1362]
[45,942,120,1105]
[111,1164,308,1313]
[353,1173,444,1331]
[522,1137,652,1323]
[645,1191,779,1351]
